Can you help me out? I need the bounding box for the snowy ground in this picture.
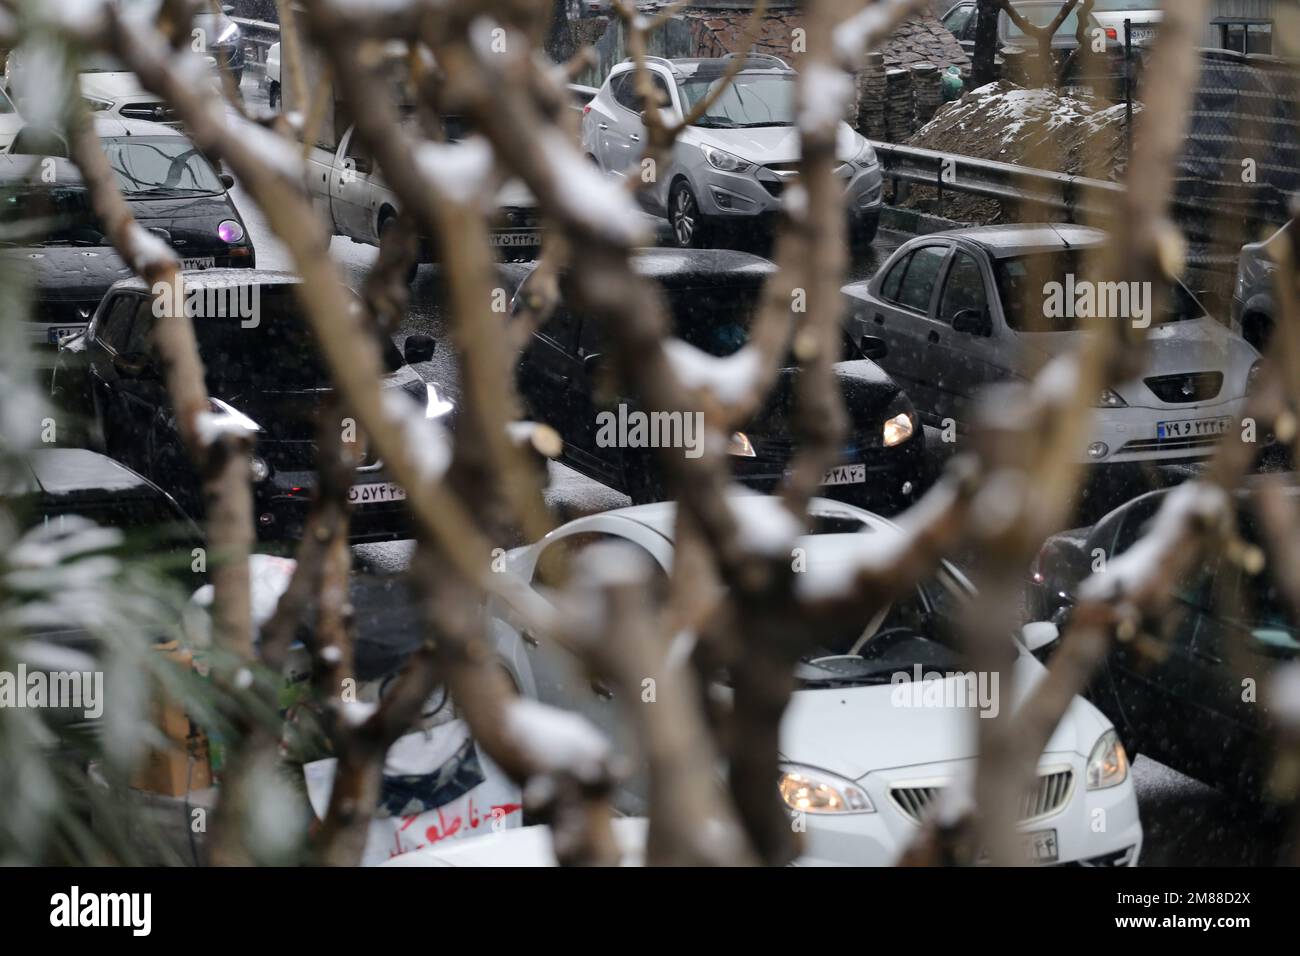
[228,74,1292,867]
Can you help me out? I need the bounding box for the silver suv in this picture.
[581,54,883,248]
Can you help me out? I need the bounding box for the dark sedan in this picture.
[514,249,927,513]
[9,116,256,272]
[0,156,132,366]
[1026,480,1300,797]
[51,271,448,543]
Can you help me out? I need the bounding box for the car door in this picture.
[330,127,379,243]
[86,292,143,457]
[114,296,170,476]
[515,302,613,481]
[867,242,952,426]
[942,1,978,56]
[599,72,647,178]
[931,246,1010,428]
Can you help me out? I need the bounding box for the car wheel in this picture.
[852,210,879,247]
[268,81,280,111]
[669,181,709,249]
[380,214,420,284]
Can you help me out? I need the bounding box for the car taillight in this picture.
[582,104,592,115]
[1105,27,1118,40]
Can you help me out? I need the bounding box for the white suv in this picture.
[581,54,883,248]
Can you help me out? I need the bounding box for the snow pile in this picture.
[505,698,610,784]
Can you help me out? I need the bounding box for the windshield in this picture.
[993,251,1204,332]
[0,87,15,114]
[192,286,403,390]
[668,285,762,357]
[798,565,976,687]
[0,183,109,247]
[679,72,795,129]
[102,136,225,196]
[1004,7,1085,38]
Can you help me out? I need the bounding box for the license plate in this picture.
[1022,828,1059,864]
[182,256,216,271]
[47,326,85,344]
[348,481,406,505]
[1156,416,1232,441]
[489,231,539,248]
[1129,26,1156,42]
[821,464,866,487]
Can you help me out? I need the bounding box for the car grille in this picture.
[1144,371,1223,404]
[119,101,179,124]
[890,769,1074,825]
[1119,435,1221,455]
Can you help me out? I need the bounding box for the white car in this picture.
[487,495,1144,866]
[0,84,22,152]
[381,818,647,867]
[843,225,1262,468]
[581,54,884,248]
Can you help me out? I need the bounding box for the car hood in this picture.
[126,192,238,224]
[0,246,132,299]
[779,652,1109,780]
[1019,316,1258,403]
[749,360,901,440]
[693,121,863,166]
[79,72,147,101]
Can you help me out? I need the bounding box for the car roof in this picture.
[107,269,302,296]
[2,449,158,498]
[611,494,896,540]
[616,55,792,79]
[939,224,1107,258]
[627,248,778,286]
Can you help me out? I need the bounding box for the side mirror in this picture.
[113,351,158,380]
[858,334,888,361]
[952,308,992,337]
[583,352,604,378]
[1021,621,1061,656]
[403,333,436,365]
[220,172,236,190]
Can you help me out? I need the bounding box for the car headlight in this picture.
[701,144,753,174]
[217,23,240,45]
[882,412,914,448]
[1247,360,1263,390]
[84,97,113,112]
[727,431,756,458]
[425,383,454,419]
[779,764,874,814]
[218,219,245,243]
[1086,729,1129,790]
[1096,388,1128,408]
[250,456,270,483]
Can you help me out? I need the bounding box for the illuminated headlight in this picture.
[1096,388,1127,408]
[1086,729,1129,790]
[217,23,240,45]
[701,144,753,174]
[779,764,874,814]
[424,383,454,419]
[727,431,756,458]
[882,412,914,448]
[218,219,245,243]
[250,456,270,483]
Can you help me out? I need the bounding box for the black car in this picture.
[1027,481,1300,796]
[0,156,133,366]
[9,116,256,272]
[51,271,448,543]
[514,249,926,513]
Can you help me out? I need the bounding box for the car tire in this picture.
[852,210,880,247]
[268,81,280,111]
[380,214,420,284]
[669,180,710,249]
[623,454,666,505]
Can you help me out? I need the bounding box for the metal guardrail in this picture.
[869,140,1127,221]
